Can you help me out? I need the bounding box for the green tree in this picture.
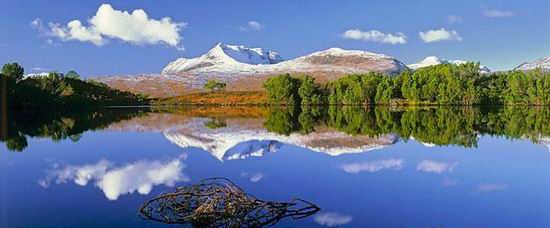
[327,73,383,105]
[1,63,25,99]
[204,79,227,92]
[375,77,394,104]
[263,74,301,105]
[65,70,80,79]
[298,75,325,105]
[1,62,24,82]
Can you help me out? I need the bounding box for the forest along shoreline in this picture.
[1,62,549,108]
[155,63,549,107]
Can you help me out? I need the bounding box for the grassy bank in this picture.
[152,91,269,106]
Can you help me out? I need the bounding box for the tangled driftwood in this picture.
[138,177,320,227]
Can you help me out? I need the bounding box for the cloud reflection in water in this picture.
[39,154,189,200]
[339,159,404,173]
[314,212,353,227]
[416,160,458,174]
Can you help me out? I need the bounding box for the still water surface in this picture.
[1,107,549,227]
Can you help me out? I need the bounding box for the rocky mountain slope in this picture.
[407,56,491,73]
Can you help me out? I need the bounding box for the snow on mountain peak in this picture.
[515,57,550,71]
[212,42,283,64]
[162,43,283,74]
[408,56,491,73]
[420,56,444,65]
[407,56,448,69]
[289,47,408,74]
[309,47,389,59]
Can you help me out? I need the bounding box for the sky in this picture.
[0,0,549,77]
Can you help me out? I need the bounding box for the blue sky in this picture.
[0,0,549,77]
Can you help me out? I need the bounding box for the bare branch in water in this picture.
[138,177,320,227]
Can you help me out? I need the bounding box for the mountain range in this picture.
[162,43,408,76]
[93,43,548,97]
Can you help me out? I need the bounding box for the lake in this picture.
[1,106,549,227]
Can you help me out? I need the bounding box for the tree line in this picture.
[263,62,550,106]
[1,62,149,109]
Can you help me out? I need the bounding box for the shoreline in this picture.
[147,91,550,107]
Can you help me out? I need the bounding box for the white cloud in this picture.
[32,4,186,50]
[342,29,407,44]
[314,213,353,227]
[419,28,463,43]
[39,155,189,200]
[340,159,404,173]
[248,21,263,30]
[483,9,514,18]
[49,20,104,45]
[416,160,458,174]
[478,183,508,192]
[240,20,264,31]
[30,18,42,28]
[446,15,463,24]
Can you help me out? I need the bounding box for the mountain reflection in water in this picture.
[110,106,549,157]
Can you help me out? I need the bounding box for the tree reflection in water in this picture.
[139,177,320,227]
[2,106,548,152]
[264,106,549,148]
[0,108,147,152]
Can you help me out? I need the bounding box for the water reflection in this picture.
[122,106,549,158]
[416,160,458,174]
[339,159,404,173]
[1,106,549,227]
[0,108,147,152]
[39,154,189,200]
[3,106,548,154]
[314,212,353,227]
[162,118,397,160]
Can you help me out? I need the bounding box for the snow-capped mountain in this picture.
[97,43,408,97]
[406,56,445,70]
[514,57,550,72]
[163,43,407,76]
[407,56,491,73]
[162,43,283,74]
